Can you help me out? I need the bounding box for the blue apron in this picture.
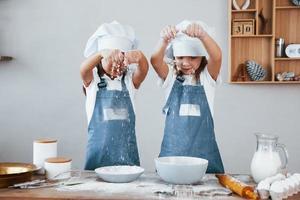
[159,75,224,173]
[84,75,140,170]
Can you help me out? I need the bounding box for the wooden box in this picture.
[232,19,255,35]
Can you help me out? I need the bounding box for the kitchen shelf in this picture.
[232,9,257,13]
[275,58,300,61]
[231,35,273,38]
[228,0,300,84]
[276,6,300,9]
[229,81,276,84]
[274,81,300,84]
[230,81,300,84]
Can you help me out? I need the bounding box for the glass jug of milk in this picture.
[250,133,288,183]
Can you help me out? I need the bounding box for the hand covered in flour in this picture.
[101,49,127,78]
[160,25,178,43]
[123,50,143,66]
[183,23,207,39]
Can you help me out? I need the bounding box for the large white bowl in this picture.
[155,156,208,184]
[95,165,144,183]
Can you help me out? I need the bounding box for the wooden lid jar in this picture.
[44,157,72,180]
[33,139,57,174]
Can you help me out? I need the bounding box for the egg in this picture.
[282,179,293,197]
[257,180,270,199]
[257,180,270,190]
[270,181,284,200]
[280,180,289,198]
[292,174,300,193]
[256,173,287,199]
[287,177,298,195]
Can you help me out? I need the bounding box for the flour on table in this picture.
[57,173,231,198]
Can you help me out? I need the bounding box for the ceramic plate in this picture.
[95,165,144,183]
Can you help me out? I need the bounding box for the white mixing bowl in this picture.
[155,156,208,184]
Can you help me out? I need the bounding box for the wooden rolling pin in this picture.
[216,174,260,200]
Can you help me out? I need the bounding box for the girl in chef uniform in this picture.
[151,20,224,173]
[80,21,149,170]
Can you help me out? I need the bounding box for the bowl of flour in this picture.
[95,165,144,183]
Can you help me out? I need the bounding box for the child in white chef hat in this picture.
[150,20,224,173]
[80,21,148,170]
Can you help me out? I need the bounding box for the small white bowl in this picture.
[155,156,208,184]
[95,165,144,183]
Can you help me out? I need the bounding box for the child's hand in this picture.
[160,25,178,43]
[183,23,207,40]
[123,50,142,66]
[101,49,127,77]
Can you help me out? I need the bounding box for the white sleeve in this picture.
[84,68,99,125]
[124,64,137,103]
[157,63,175,89]
[202,66,222,87]
[83,67,99,89]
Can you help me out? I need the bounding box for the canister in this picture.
[33,139,57,174]
[276,38,285,57]
[44,157,72,180]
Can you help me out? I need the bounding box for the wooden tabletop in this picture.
[0,173,299,200]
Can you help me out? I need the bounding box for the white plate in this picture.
[95,165,144,183]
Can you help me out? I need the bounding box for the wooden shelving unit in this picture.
[228,0,300,84]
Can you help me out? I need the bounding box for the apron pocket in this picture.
[103,108,129,121]
[179,104,201,117]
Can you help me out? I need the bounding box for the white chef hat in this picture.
[165,20,215,59]
[84,21,138,58]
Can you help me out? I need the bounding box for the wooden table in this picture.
[0,173,299,200]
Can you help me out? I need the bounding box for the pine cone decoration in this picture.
[291,0,300,6]
[246,60,267,81]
